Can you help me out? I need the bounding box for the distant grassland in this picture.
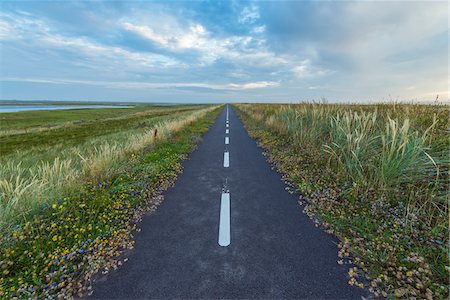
[0,105,203,155]
[235,103,448,299]
[0,104,211,226]
[0,106,138,132]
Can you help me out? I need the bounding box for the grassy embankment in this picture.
[0,104,221,298]
[235,103,448,299]
[0,104,206,225]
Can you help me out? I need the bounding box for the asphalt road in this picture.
[89,106,365,299]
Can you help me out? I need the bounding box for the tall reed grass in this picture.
[238,103,448,224]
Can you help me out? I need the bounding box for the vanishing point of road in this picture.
[89,106,366,299]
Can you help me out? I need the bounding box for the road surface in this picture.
[89,106,365,299]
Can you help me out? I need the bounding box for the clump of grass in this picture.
[235,102,448,299]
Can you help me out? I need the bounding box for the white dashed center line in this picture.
[220,106,230,246]
[223,151,229,167]
[218,192,230,246]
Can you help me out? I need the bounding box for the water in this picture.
[0,105,134,113]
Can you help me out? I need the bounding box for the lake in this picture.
[0,105,134,113]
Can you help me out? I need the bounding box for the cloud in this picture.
[121,21,208,52]
[1,7,295,93]
[122,21,170,47]
[0,1,447,102]
[239,5,260,24]
[0,19,14,38]
[292,60,331,78]
[0,11,180,70]
[227,81,279,89]
[251,25,266,34]
[42,34,179,68]
[1,77,279,90]
[120,17,290,70]
[0,11,50,40]
[260,1,447,101]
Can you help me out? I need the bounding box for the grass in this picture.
[0,105,137,132]
[235,102,449,299]
[0,105,211,226]
[0,104,221,298]
[0,105,205,154]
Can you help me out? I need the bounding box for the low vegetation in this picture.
[235,103,448,299]
[0,105,221,298]
[0,105,207,226]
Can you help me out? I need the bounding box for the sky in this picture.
[0,0,448,103]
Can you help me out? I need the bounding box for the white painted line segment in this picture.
[218,192,230,246]
[225,137,229,144]
[226,129,229,134]
[226,105,229,121]
[223,151,229,168]
[226,123,229,128]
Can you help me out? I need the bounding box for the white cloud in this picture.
[120,19,288,69]
[122,21,208,52]
[321,2,448,68]
[1,9,292,92]
[1,77,279,90]
[325,2,448,100]
[228,81,279,89]
[239,5,260,24]
[0,20,14,39]
[1,1,447,102]
[41,34,178,68]
[251,25,266,34]
[122,22,170,46]
[292,60,331,78]
[0,12,43,40]
[0,11,180,70]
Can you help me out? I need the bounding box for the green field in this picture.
[0,104,211,226]
[1,105,205,156]
[235,103,449,299]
